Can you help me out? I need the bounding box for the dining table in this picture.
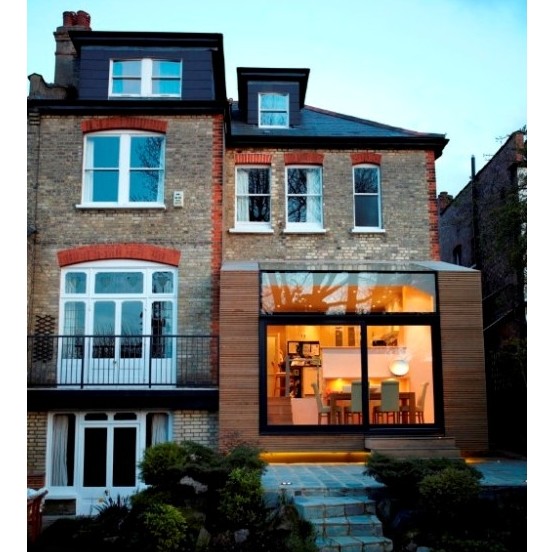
[327,389,416,424]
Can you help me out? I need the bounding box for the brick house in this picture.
[28,11,489,516]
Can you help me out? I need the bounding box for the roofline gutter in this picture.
[226,135,449,158]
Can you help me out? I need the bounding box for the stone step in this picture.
[294,495,376,520]
[316,534,394,552]
[293,495,393,551]
[311,514,383,538]
[365,436,461,458]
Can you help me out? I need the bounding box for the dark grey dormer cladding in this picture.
[77,47,217,101]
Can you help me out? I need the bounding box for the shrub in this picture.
[139,441,187,487]
[136,503,189,552]
[218,467,267,529]
[221,443,267,474]
[419,466,481,523]
[364,452,481,502]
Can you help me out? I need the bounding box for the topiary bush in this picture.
[139,441,188,487]
[364,452,482,503]
[419,465,481,522]
[134,503,190,552]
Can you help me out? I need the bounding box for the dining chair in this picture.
[311,382,331,424]
[312,383,342,424]
[345,380,363,424]
[401,381,429,423]
[372,379,400,423]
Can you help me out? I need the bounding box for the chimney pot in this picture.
[76,10,91,28]
[62,11,77,26]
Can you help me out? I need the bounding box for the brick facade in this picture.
[172,410,219,449]
[28,114,222,336]
[27,412,47,475]
[223,148,433,261]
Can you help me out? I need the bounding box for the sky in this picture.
[25,0,528,198]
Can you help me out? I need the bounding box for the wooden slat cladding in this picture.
[438,271,489,454]
[220,269,260,444]
[220,266,489,455]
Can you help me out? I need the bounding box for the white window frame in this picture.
[258,92,289,128]
[232,166,273,233]
[80,130,165,208]
[284,165,325,233]
[60,260,177,337]
[351,164,384,233]
[109,59,182,98]
[46,411,171,515]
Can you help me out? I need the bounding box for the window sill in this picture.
[350,228,386,234]
[76,204,167,210]
[229,227,274,234]
[283,228,327,234]
[43,490,78,500]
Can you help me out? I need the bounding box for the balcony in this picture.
[28,334,219,389]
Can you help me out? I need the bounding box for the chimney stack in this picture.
[470,155,476,181]
[437,191,453,214]
[54,10,91,87]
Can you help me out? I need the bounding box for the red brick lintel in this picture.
[58,244,181,267]
[284,152,324,165]
[350,152,382,165]
[234,153,273,165]
[81,118,168,134]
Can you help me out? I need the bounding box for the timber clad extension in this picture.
[28,10,489,518]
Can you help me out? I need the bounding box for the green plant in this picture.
[93,492,131,536]
[139,441,187,487]
[137,503,189,552]
[419,466,481,523]
[364,452,481,502]
[218,467,267,529]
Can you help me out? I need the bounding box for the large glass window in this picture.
[261,270,439,430]
[261,271,436,314]
[83,132,165,207]
[265,323,436,428]
[353,165,382,229]
[258,93,289,127]
[110,59,182,97]
[235,167,271,229]
[286,167,323,231]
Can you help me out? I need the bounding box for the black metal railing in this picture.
[28,334,219,388]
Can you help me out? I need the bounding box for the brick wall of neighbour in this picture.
[28,114,223,336]
[223,148,434,261]
[172,410,219,449]
[27,412,48,476]
[438,184,475,266]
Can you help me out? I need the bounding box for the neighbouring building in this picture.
[439,130,527,454]
[28,11,490,516]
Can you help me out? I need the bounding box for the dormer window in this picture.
[110,59,182,98]
[259,93,289,127]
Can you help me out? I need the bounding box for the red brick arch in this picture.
[81,117,168,134]
[350,152,382,166]
[57,244,180,267]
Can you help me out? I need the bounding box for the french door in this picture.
[77,414,141,515]
[88,300,145,384]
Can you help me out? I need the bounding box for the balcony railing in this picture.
[28,334,219,388]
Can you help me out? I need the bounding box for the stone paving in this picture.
[262,458,527,492]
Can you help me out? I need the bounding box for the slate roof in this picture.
[228,104,448,157]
